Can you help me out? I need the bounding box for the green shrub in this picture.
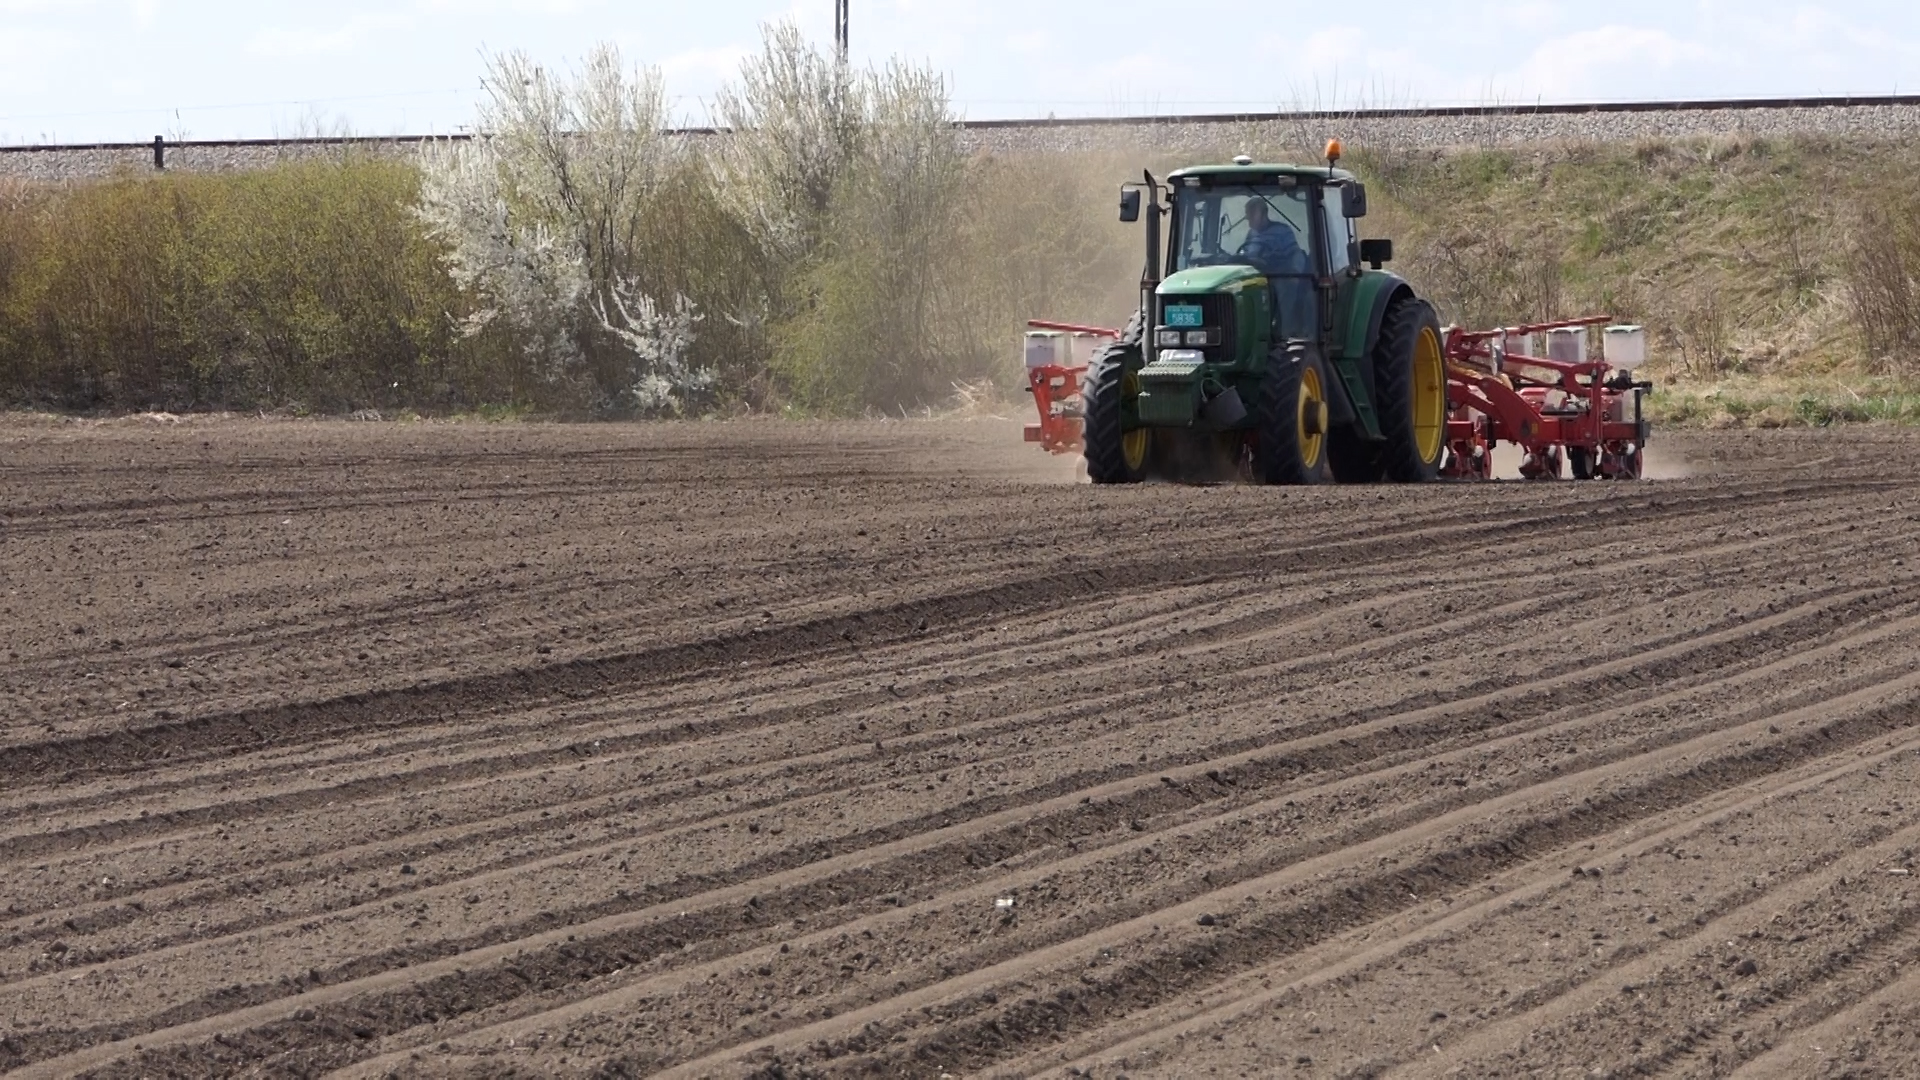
[0,159,521,411]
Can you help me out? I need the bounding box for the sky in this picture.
[0,1,1917,145]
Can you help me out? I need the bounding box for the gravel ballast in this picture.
[6,99,1920,182]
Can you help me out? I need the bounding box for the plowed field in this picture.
[3,416,1919,1079]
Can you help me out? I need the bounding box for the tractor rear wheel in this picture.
[1254,350,1331,485]
[1082,339,1149,484]
[1372,299,1447,482]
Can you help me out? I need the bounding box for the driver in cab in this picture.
[1240,199,1307,275]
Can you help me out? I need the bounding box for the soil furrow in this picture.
[4,575,1900,995]
[5,419,1918,1078]
[18,599,1917,1076]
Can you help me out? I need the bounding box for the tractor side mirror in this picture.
[1341,182,1369,219]
[1119,188,1141,223]
[1359,238,1393,269]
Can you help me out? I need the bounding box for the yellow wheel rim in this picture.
[1121,371,1150,472]
[1412,326,1446,464]
[1296,365,1327,468]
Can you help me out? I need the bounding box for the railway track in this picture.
[5,92,1920,153]
[7,94,1920,180]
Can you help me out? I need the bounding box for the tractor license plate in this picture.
[1165,304,1204,328]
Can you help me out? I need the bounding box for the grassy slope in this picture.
[1335,135,1920,426]
[1084,132,1920,426]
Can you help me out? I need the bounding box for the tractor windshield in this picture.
[1171,181,1318,340]
[1172,183,1313,275]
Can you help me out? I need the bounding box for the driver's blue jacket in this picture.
[1242,222,1306,275]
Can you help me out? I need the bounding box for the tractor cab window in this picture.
[1323,186,1353,274]
[1173,185,1312,274]
[1173,182,1319,341]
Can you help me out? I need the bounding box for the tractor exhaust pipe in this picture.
[1120,173,1162,360]
[1141,170,1161,294]
[1141,171,1160,361]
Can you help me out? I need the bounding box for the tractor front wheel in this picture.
[1254,350,1331,485]
[1082,343,1150,484]
[1372,299,1447,482]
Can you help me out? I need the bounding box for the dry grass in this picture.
[1647,376,1920,429]
[1339,135,1920,382]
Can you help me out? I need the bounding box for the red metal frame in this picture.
[1025,321,1122,338]
[1442,316,1648,481]
[1021,320,1119,454]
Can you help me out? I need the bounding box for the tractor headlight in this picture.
[1155,329,1184,347]
[1185,330,1211,346]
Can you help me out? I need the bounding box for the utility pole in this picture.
[834,0,849,63]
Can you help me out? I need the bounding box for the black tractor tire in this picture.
[1082,335,1149,485]
[1569,445,1595,480]
[1372,299,1447,482]
[1327,427,1384,483]
[1253,350,1331,485]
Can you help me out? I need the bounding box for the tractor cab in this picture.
[1169,178,1321,343]
[1157,162,1366,350]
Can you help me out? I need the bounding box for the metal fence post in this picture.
[153,135,165,171]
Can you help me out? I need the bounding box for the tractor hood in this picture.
[1134,263,1270,432]
[1158,264,1264,296]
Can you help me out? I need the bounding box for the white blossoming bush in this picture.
[602,287,710,414]
[416,137,585,381]
[416,45,715,415]
[711,22,865,269]
[401,22,1137,417]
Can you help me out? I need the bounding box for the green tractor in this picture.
[1082,146,1447,485]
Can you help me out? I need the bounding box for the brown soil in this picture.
[2,415,1918,1079]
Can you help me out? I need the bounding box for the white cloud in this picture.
[1004,30,1049,55]
[412,0,599,11]
[1730,4,1920,88]
[246,12,413,57]
[0,25,79,95]
[0,0,90,12]
[1503,24,1711,100]
[1260,24,1465,108]
[660,45,746,83]
[1490,1,1564,33]
[1071,52,1212,114]
[1294,25,1366,71]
